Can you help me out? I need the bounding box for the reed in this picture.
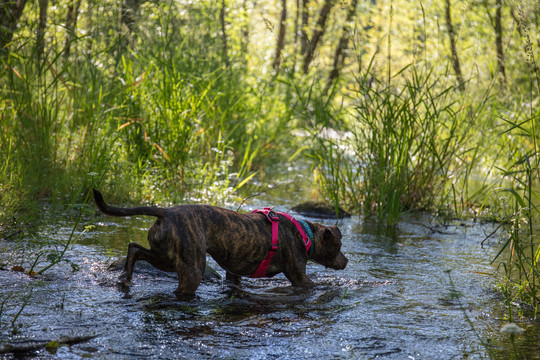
[486,7,540,319]
[489,114,540,319]
[298,60,480,227]
[490,157,540,319]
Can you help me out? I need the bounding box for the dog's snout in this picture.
[330,253,348,270]
[339,257,348,270]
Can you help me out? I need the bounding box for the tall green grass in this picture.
[0,0,293,227]
[295,60,483,228]
[488,107,540,319]
[483,10,540,319]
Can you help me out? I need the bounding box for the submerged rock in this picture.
[500,323,525,334]
[292,201,351,219]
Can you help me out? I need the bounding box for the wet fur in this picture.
[93,189,348,298]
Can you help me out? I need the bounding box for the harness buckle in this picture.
[267,211,280,222]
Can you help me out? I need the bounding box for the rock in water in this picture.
[291,201,351,219]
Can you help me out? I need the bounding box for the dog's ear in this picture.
[324,226,342,240]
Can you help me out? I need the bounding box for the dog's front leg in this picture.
[284,272,316,288]
[282,262,316,288]
[226,271,241,285]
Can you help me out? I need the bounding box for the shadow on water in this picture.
[1,206,540,359]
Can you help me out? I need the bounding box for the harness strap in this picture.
[251,208,280,278]
[250,207,314,278]
[297,220,315,258]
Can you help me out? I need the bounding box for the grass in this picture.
[0,1,295,220]
[481,14,540,320]
[294,59,485,228]
[488,117,540,320]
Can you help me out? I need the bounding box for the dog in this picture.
[93,189,348,298]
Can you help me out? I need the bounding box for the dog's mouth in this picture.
[335,255,348,270]
[327,256,348,270]
[332,263,347,270]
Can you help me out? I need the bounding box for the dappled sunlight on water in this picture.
[1,211,539,359]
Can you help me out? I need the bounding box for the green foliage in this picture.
[488,108,540,319]
[0,0,295,217]
[349,63,472,224]
[296,61,482,227]
[0,0,539,302]
[0,0,538,214]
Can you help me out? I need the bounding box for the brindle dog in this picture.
[93,189,348,298]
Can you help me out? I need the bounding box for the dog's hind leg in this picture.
[173,239,207,299]
[174,259,205,299]
[119,242,175,286]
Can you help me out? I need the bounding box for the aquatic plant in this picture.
[0,289,34,335]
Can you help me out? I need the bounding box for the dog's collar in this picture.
[298,220,315,259]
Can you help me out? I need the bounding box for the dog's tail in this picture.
[93,189,167,218]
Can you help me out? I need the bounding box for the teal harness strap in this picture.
[298,220,315,259]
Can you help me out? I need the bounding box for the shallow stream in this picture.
[1,198,540,359]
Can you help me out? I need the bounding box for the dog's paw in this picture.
[173,290,196,301]
[117,273,132,288]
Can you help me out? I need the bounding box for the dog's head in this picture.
[311,224,348,270]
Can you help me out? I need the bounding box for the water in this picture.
[1,208,540,359]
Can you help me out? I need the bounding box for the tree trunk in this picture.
[64,0,82,60]
[326,0,358,89]
[302,0,335,74]
[444,0,464,90]
[220,0,229,66]
[121,0,140,34]
[300,0,309,56]
[291,0,300,74]
[0,0,29,53]
[37,0,49,60]
[495,0,506,82]
[272,0,287,71]
[240,0,250,58]
[294,0,300,46]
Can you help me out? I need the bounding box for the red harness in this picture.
[250,207,313,278]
